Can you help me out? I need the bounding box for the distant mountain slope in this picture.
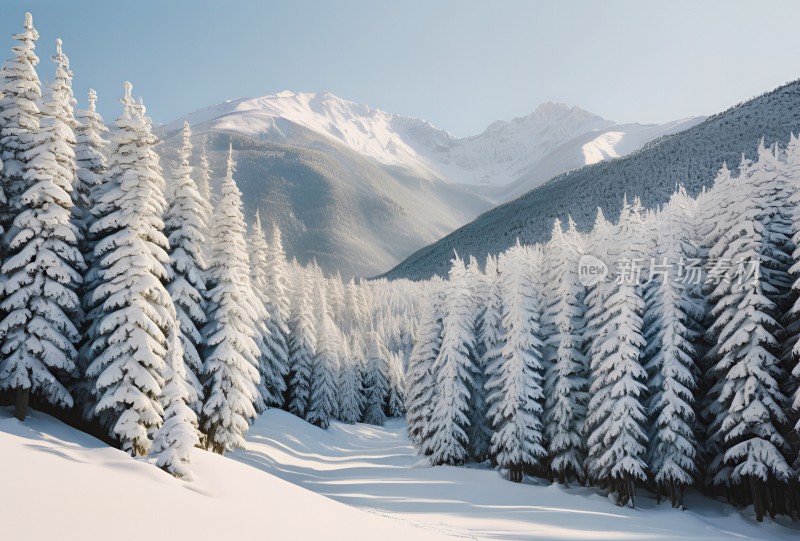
[162,91,701,191]
[383,79,800,281]
[157,130,490,279]
[159,91,701,277]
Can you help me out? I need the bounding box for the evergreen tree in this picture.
[0,33,85,421]
[584,200,649,507]
[703,145,794,521]
[643,189,702,507]
[0,12,40,233]
[287,270,316,418]
[428,255,477,466]
[150,327,201,479]
[542,218,588,484]
[201,144,261,454]
[406,280,445,451]
[386,350,406,418]
[262,224,291,406]
[84,84,173,455]
[164,122,207,409]
[306,277,339,428]
[74,88,108,256]
[249,211,286,407]
[363,330,389,426]
[485,244,547,481]
[337,335,364,424]
[465,255,492,461]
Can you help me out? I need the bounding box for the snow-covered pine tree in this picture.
[362,330,390,426]
[642,189,703,507]
[306,277,340,428]
[201,144,261,454]
[164,122,207,410]
[541,217,589,484]
[337,335,364,424]
[248,211,287,408]
[406,279,445,451]
[465,255,492,461]
[484,243,547,481]
[584,199,650,507]
[150,327,201,479]
[287,270,316,418]
[0,12,40,234]
[84,84,174,455]
[74,88,108,255]
[703,144,794,521]
[386,350,406,418]
[428,254,478,466]
[0,33,85,421]
[262,224,291,406]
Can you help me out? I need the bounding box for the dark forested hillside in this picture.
[384,79,800,280]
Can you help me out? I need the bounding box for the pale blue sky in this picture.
[1,0,799,136]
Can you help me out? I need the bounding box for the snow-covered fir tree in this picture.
[150,327,201,479]
[584,199,650,507]
[337,335,364,424]
[287,270,316,418]
[485,243,547,481]
[306,277,340,428]
[541,217,588,484]
[642,189,703,507]
[73,88,108,254]
[83,84,173,455]
[386,350,406,418]
[261,224,291,406]
[703,145,794,521]
[465,255,492,461]
[0,32,85,421]
[0,12,41,233]
[248,211,286,408]
[164,122,207,409]
[427,255,478,466]
[201,144,261,454]
[406,280,445,451]
[362,330,390,426]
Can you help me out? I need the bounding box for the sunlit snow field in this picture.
[2,406,798,541]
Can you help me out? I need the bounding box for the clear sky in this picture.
[1,0,799,137]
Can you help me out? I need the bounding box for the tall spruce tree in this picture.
[0,34,85,421]
[164,122,207,409]
[201,144,261,454]
[84,84,174,455]
[542,218,589,484]
[584,199,650,507]
[428,255,478,466]
[485,243,547,481]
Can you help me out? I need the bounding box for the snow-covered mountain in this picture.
[163,91,702,196]
[383,79,800,281]
[158,92,700,277]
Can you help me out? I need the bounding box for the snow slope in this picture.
[0,408,454,541]
[233,410,798,541]
[162,91,703,192]
[3,407,797,540]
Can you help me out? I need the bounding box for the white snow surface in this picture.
[163,91,704,190]
[3,406,797,540]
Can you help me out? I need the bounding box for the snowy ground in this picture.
[2,407,798,540]
[233,410,800,541]
[0,407,452,541]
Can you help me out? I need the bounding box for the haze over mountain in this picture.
[159,91,702,276]
[384,79,800,281]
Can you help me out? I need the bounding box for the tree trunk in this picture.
[750,476,764,522]
[14,387,30,421]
